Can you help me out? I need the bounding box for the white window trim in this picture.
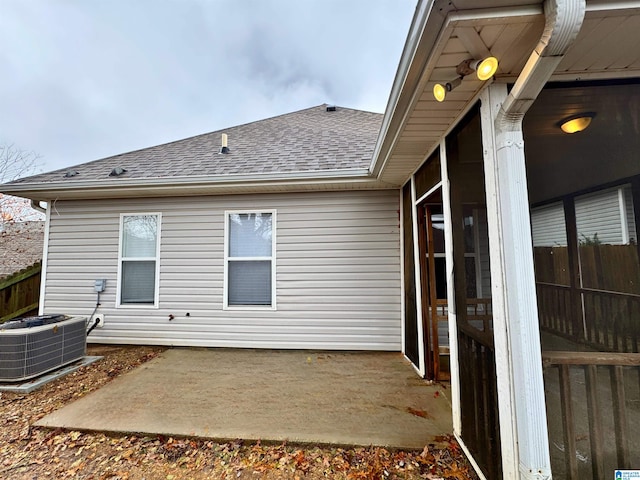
[116,212,162,308]
[223,210,276,311]
[618,186,630,244]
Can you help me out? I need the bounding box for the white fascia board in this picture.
[0,168,376,200]
[369,0,448,178]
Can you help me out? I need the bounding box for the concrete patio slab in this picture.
[36,348,452,449]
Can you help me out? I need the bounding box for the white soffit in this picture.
[553,5,640,80]
[375,0,640,188]
[375,4,545,187]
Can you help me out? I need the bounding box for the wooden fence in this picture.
[0,261,41,323]
[534,245,640,295]
[535,245,640,351]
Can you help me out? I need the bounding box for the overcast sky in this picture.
[1,1,416,175]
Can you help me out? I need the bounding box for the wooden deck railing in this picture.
[537,283,640,352]
[582,289,640,352]
[0,261,41,323]
[434,298,493,349]
[537,283,575,337]
[542,351,640,479]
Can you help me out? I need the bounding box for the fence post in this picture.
[563,198,584,342]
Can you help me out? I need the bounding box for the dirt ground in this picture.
[0,345,478,479]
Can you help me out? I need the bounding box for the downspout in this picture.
[496,0,585,126]
[491,0,585,478]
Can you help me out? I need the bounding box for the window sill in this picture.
[116,303,159,309]
[223,305,277,311]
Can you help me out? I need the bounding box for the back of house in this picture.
[0,105,402,350]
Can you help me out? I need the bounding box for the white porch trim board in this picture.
[410,176,426,376]
[481,84,551,479]
[439,138,462,436]
[399,189,407,358]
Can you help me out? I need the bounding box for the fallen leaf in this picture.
[406,407,434,419]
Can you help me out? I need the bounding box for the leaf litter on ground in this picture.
[0,345,478,479]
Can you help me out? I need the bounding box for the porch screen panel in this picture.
[402,183,419,366]
[415,150,441,199]
[446,105,501,479]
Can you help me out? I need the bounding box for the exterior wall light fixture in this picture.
[433,77,462,102]
[433,56,499,102]
[456,56,499,81]
[559,113,596,134]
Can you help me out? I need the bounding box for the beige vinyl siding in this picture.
[531,202,567,247]
[575,187,624,245]
[42,190,401,350]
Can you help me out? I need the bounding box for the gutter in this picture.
[0,167,380,200]
[508,0,640,96]
[495,0,586,132]
[30,199,46,214]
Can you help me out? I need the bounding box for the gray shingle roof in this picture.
[9,105,382,186]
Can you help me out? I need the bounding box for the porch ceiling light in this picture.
[456,56,499,81]
[433,77,462,102]
[559,113,596,134]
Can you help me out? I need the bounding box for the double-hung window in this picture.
[224,211,275,309]
[118,213,161,306]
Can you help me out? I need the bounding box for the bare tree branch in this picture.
[0,143,41,184]
[0,143,44,227]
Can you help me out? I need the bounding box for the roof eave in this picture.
[369,0,546,181]
[0,168,394,200]
[370,0,640,184]
[369,0,450,178]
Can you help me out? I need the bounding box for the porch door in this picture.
[417,197,449,380]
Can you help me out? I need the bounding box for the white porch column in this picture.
[480,83,552,480]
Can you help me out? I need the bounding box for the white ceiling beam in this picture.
[454,27,493,60]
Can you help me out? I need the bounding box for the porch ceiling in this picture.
[376,1,640,188]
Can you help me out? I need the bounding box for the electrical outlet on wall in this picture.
[94,279,106,293]
[91,314,105,327]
